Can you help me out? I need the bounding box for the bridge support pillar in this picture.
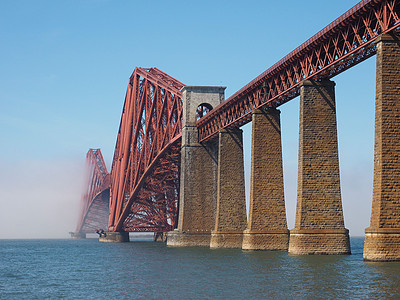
[210,128,247,248]
[70,232,86,239]
[154,232,167,242]
[98,231,129,243]
[364,34,400,261]
[288,79,350,255]
[242,109,289,250]
[167,86,225,247]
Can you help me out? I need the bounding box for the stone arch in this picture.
[196,103,214,121]
[181,86,225,127]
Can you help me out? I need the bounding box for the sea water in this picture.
[1,237,399,299]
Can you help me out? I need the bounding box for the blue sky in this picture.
[0,0,375,238]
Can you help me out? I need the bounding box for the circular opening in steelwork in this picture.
[196,103,213,121]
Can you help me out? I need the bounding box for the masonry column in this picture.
[288,79,350,255]
[364,34,400,261]
[99,231,129,242]
[167,86,225,247]
[210,128,247,248]
[242,108,289,250]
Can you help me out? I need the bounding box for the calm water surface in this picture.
[0,237,399,299]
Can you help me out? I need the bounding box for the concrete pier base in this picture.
[242,230,289,251]
[289,229,350,255]
[167,230,210,247]
[69,232,86,239]
[98,231,129,243]
[364,229,400,261]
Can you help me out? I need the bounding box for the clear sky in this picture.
[0,0,375,238]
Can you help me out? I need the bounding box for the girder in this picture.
[75,149,110,233]
[196,0,400,142]
[108,67,184,232]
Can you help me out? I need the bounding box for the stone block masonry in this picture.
[98,231,129,243]
[167,86,225,247]
[210,128,247,248]
[288,79,350,255]
[242,108,289,250]
[364,34,400,261]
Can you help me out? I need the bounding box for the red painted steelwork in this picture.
[196,0,400,142]
[108,67,184,232]
[76,149,110,233]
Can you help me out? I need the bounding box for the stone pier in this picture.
[98,231,130,243]
[154,232,167,242]
[364,34,400,261]
[69,232,86,239]
[242,109,289,250]
[167,86,225,247]
[210,128,247,248]
[288,79,350,255]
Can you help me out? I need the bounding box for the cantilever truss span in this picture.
[77,0,400,236]
[75,149,110,234]
[108,67,185,233]
[196,0,400,142]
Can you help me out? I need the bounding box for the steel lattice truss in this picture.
[108,67,184,232]
[76,149,110,233]
[197,0,400,142]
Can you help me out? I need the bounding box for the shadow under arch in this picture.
[196,103,213,121]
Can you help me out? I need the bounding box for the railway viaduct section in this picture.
[168,0,400,261]
[77,0,400,261]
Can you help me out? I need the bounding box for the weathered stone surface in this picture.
[167,86,225,247]
[177,139,218,234]
[242,108,289,250]
[210,128,247,249]
[210,232,244,249]
[167,230,211,247]
[99,231,129,243]
[153,232,167,242]
[364,231,400,261]
[288,79,350,255]
[242,230,289,251]
[289,230,350,255]
[364,34,400,261]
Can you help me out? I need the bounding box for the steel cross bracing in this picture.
[108,67,185,233]
[75,149,110,233]
[196,0,400,142]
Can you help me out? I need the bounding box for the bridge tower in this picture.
[167,86,224,247]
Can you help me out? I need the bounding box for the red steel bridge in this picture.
[71,149,110,238]
[74,0,400,237]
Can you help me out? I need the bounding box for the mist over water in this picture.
[0,154,372,239]
[1,237,399,299]
[0,159,84,239]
